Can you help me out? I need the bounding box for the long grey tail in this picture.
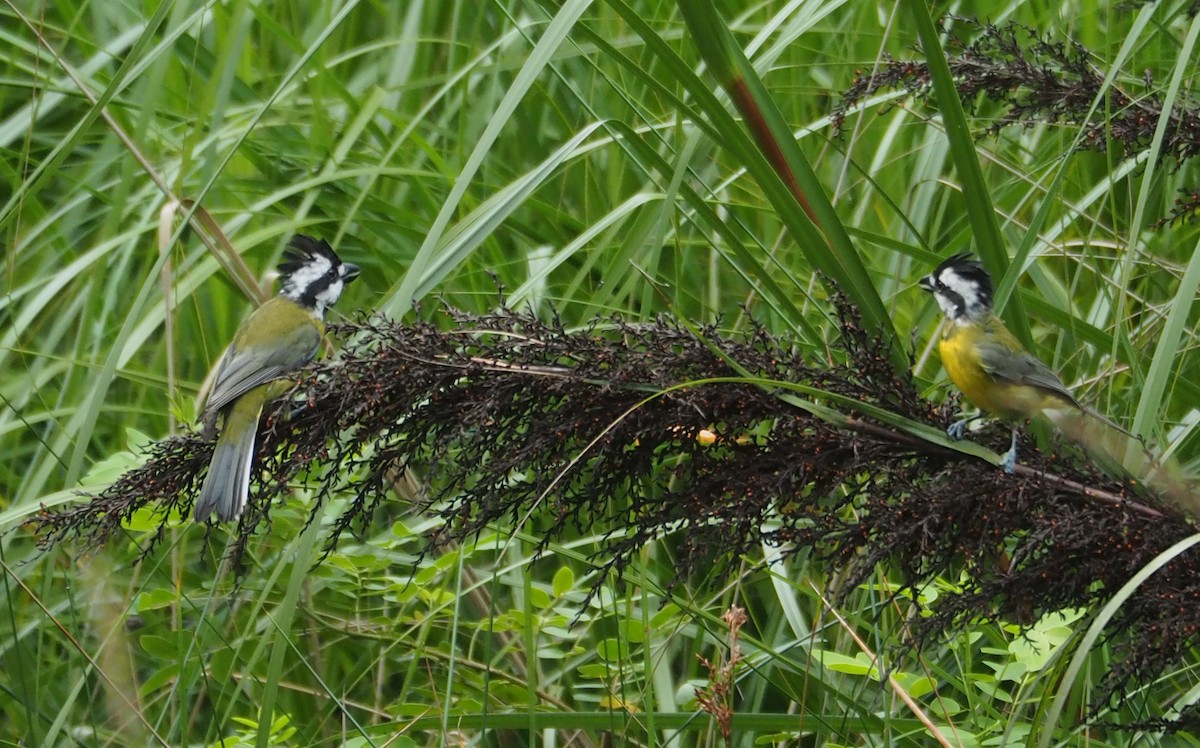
[195,417,258,522]
[1080,403,1139,442]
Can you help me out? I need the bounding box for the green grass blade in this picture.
[387,0,594,317]
[674,0,904,369]
[903,1,1031,345]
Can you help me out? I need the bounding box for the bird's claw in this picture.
[946,416,978,441]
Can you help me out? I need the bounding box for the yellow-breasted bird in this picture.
[919,254,1128,473]
[194,235,359,522]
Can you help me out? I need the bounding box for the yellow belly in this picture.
[938,326,1049,421]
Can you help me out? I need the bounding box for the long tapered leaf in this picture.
[672,0,906,369]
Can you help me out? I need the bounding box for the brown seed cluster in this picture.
[31,299,1200,730]
[833,18,1200,226]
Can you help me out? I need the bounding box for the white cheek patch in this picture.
[308,279,344,318]
[939,268,981,315]
[318,279,344,307]
[282,256,332,296]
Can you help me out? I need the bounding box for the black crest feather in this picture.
[279,235,342,276]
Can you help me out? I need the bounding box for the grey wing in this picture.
[976,339,1081,407]
[203,324,322,416]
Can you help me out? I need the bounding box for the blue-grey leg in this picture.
[947,414,982,441]
[999,427,1019,474]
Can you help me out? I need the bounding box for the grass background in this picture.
[3,0,1200,745]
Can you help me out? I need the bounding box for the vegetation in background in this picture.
[3,1,1200,746]
[834,18,1200,227]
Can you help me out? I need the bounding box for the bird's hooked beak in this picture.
[343,263,361,281]
[918,274,934,293]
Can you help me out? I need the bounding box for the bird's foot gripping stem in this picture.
[999,428,1019,474]
[946,414,981,441]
